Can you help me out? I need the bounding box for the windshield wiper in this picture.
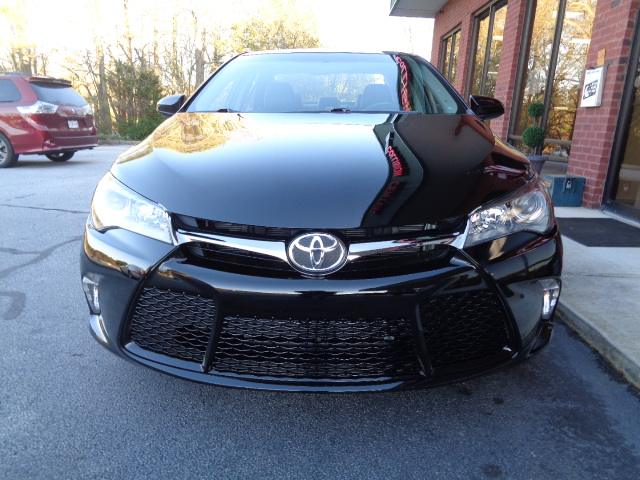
[330,108,351,113]
[215,108,237,113]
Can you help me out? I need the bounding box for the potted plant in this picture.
[522,102,547,173]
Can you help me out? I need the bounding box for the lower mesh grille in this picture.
[128,288,215,363]
[126,287,514,381]
[420,290,512,368]
[211,316,421,379]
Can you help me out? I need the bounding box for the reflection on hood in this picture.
[111,112,530,229]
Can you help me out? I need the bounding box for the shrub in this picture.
[527,102,545,120]
[523,102,546,153]
[522,126,546,150]
[114,114,164,141]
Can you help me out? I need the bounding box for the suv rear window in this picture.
[30,82,87,106]
[0,79,21,102]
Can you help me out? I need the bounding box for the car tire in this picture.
[0,133,19,168]
[45,152,75,162]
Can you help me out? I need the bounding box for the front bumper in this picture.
[81,224,562,392]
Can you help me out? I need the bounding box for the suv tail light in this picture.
[17,101,58,114]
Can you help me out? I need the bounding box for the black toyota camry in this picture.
[81,51,562,392]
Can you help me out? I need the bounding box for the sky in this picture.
[309,0,434,59]
[0,0,434,76]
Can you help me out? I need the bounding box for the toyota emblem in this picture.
[287,233,347,275]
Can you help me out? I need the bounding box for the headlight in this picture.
[465,185,552,247]
[90,174,173,244]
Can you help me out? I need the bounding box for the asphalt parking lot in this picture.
[1,147,640,479]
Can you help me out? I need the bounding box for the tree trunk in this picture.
[97,54,112,134]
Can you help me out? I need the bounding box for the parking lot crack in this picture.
[0,292,25,320]
[1,237,83,319]
[0,247,43,255]
[0,237,83,281]
[0,203,89,215]
[564,273,640,279]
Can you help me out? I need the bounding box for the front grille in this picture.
[188,242,292,273]
[420,291,513,368]
[128,288,215,363]
[343,246,450,276]
[211,316,421,379]
[174,215,465,242]
[186,242,450,277]
[174,215,466,279]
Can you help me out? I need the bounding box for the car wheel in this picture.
[45,152,75,162]
[0,133,19,168]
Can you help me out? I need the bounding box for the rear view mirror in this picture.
[157,94,187,118]
[469,95,505,120]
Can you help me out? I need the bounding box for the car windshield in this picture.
[187,52,466,114]
[30,82,88,107]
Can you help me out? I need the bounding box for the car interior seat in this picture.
[263,81,298,112]
[317,96,340,111]
[359,84,394,110]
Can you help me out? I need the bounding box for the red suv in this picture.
[0,72,98,168]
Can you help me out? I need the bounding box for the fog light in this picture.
[539,278,560,320]
[82,275,101,314]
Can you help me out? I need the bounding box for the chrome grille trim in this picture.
[174,230,289,262]
[347,230,468,260]
[174,226,468,264]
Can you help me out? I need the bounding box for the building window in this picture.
[468,1,508,98]
[440,27,461,85]
[511,0,596,157]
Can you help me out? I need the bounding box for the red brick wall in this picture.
[568,0,640,207]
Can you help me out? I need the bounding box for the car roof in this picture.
[0,71,72,86]
[239,49,413,57]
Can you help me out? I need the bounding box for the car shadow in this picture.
[15,157,93,168]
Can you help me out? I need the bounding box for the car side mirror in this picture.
[469,95,505,120]
[157,94,187,118]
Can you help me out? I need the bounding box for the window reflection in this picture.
[470,1,508,98]
[514,0,595,157]
[442,37,451,79]
[451,30,460,85]
[487,5,508,96]
[515,0,556,136]
[548,1,596,151]
[472,16,490,95]
[441,28,461,85]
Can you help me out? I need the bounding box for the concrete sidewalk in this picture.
[538,161,640,388]
[553,205,640,390]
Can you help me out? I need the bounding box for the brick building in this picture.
[390,0,640,221]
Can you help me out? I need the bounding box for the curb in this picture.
[98,140,138,146]
[556,301,640,390]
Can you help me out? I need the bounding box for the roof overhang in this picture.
[389,0,447,18]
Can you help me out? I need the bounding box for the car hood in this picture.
[111,113,530,229]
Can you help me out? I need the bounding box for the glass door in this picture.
[606,19,640,220]
[612,57,640,208]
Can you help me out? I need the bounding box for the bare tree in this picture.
[0,0,49,75]
[8,0,321,139]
